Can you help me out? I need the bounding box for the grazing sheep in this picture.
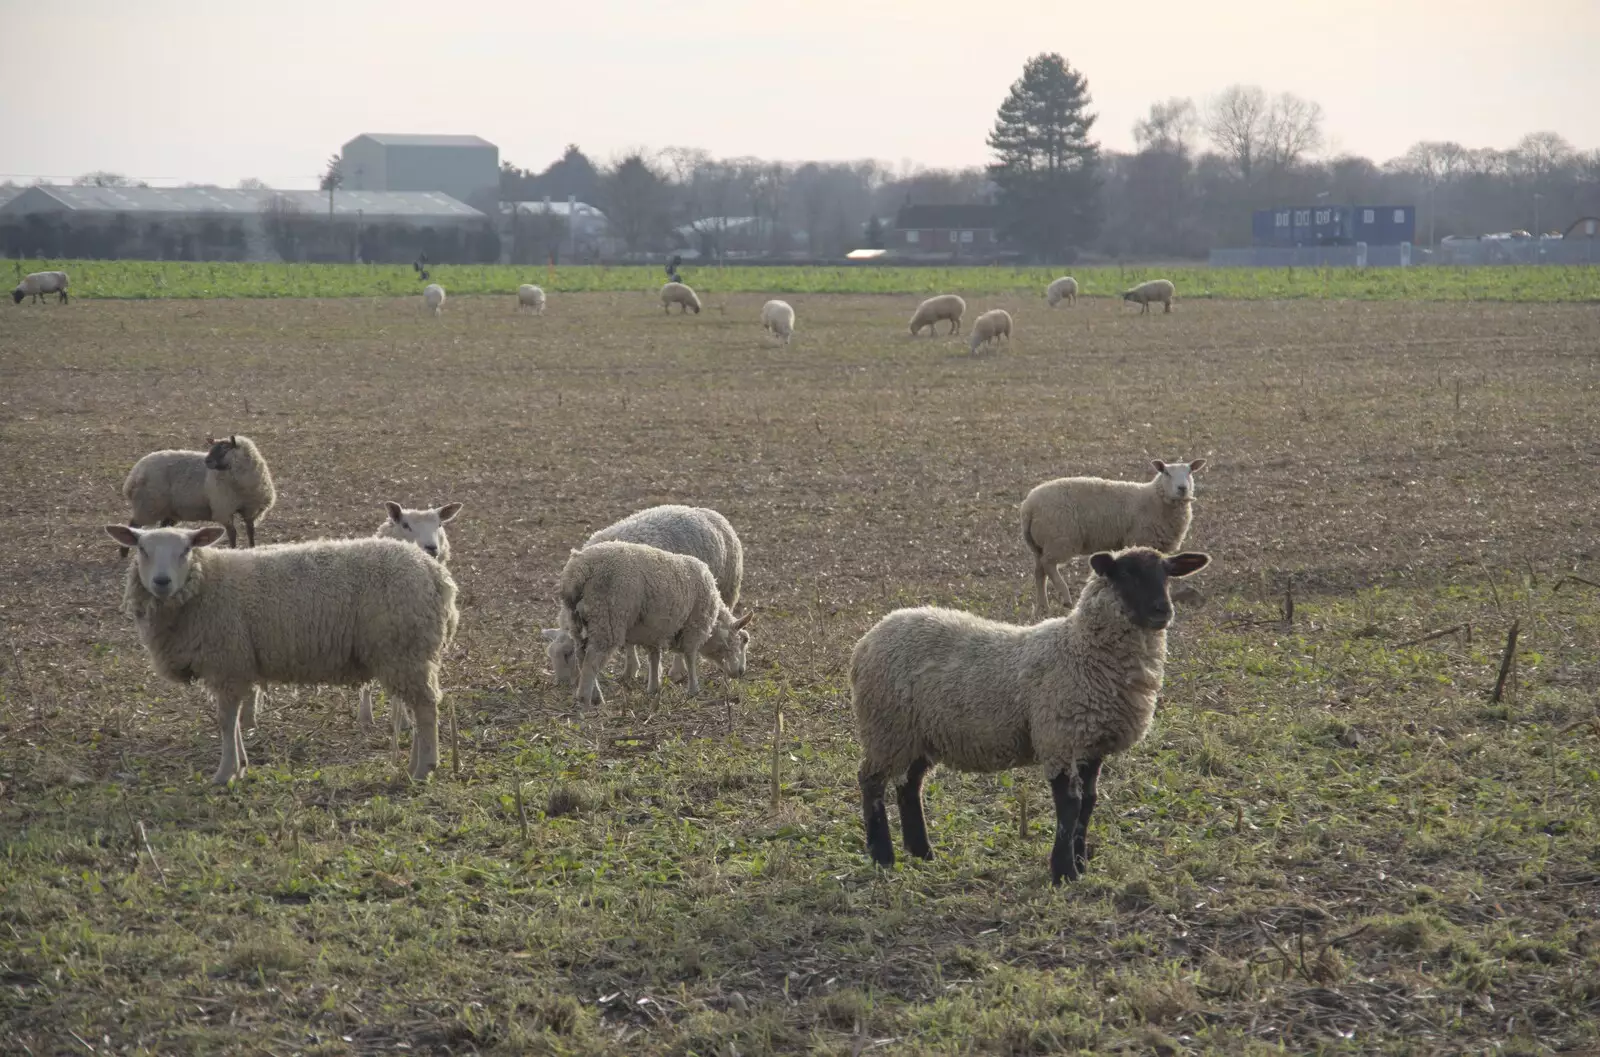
[12,270,69,304]
[517,284,546,313]
[967,309,1012,355]
[559,541,752,709]
[908,294,966,336]
[120,434,276,558]
[423,283,446,315]
[852,546,1210,883]
[1046,276,1078,307]
[1020,459,1206,617]
[545,505,746,689]
[661,281,702,315]
[359,501,463,732]
[104,525,459,784]
[761,299,795,344]
[1122,279,1175,314]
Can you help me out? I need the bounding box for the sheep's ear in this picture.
[1089,552,1118,579]
[1151,460,1167,474]
[106,525,140,547]
[229,434,237,446]
[384,501,404,522]
[437,502,463,522]
[1189,458,1207,473]
[540,628,562,642]
[1165,552,1210,579]
[190,526,228,548]
[733,611,754,631]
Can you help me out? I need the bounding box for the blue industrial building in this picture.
[1252,205,1415,247]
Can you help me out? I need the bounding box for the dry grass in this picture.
[2,290,1598,1055]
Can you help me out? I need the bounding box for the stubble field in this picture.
[2,289,1599,1055]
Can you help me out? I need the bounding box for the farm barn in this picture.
[338,133,500,210]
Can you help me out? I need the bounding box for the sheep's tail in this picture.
[1020,508,1043,559]
[559,582,587,645]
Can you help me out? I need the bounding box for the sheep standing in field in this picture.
[559,541,752,709]
[359,501,463,732]
[1122,278,1175,314]
[120,434,277,558]
[852,546,1210,883]
[908,294,966,336]
[517,284,546,313]
[12,270,69,304]
[104,525,459,784]
[661,281,702,315]
[423,283,446,315]
[1020,458,1206,617]
[1046,276,1077,307]
[544,504,746,690]
[761,299,795,344]
[967,309,1012,355]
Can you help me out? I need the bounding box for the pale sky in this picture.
[2,0,1596,189]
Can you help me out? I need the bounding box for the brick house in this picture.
[892,204,1002,256]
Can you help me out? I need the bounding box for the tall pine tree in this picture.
[987,54,1101,262]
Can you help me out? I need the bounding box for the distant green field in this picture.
[8,258,1600,302]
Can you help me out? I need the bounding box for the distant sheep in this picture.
[761,299,795,344]
[1046,276,1078,307]
[1122,279,1174,314]
[517,284,546,313]
[12,270,69,304]
[559,541,751,708]
[909,294,966,336]
[120,434,276,557]
[1020,459,1206,616]
[423,283,446,315]
[851,546,1210,883]
[967,309,1012,355]
[105,525,458,784]
[661,282,702,315]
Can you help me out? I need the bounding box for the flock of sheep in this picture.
[105,413,1210,883]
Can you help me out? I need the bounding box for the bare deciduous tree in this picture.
[1204,85,1323,180]
[1133,98,1198,155]
[1263,92,1324,171]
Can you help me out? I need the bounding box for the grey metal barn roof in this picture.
[0,186,485,220]
[347,133,496,149]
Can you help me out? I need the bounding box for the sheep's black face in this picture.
[204,438,236,470]
[10,290,22,305]
[1090,548,1211,630]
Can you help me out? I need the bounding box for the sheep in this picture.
[967,309,1012,355]
[761,299,795,344]
[119,434,277,558]
[1020,459,1206,617]
[12,270,69,304]
[1122,278,1175,315]
[543,504,745,689]
[851,546,1210,883]
[1046,276,1078,307]
[423,283,446,315]
[661,281,702,315]
[908,294,966,336]
[558,541,752,709]
[103,525,459,784]
[358,500,463,732]
[517,284,546,313]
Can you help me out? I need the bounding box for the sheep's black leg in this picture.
[896,756,934,861]
[224,518,238,548]
[244,516,256,547]
[1048,768,1084,884]
[1074,757,1102,875]
[860,764,895,867]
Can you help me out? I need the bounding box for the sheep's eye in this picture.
[402,522,411,531]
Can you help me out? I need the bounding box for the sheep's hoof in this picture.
[211,767,243,786]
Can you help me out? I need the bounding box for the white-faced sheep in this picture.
[967,309,1012,355]
[104,525,459,784]
[908,294,966,336]
[761,299,795,344]
[423,283,446,315]
[1122,278,1175,314]
[559,541,751,709]
[661,282,702,315]
[545,505,746,690]
[120,434,276,558]
[12,270,69,304]
[1046,276,1078,307]
[517,284,546,313]
[852,546,1210,883]
[1020,459,1206,617]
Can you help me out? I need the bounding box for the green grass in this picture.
[9,258,1600,302]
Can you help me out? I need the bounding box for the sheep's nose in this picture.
[152,575,172,590]
[423,545,438,556]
